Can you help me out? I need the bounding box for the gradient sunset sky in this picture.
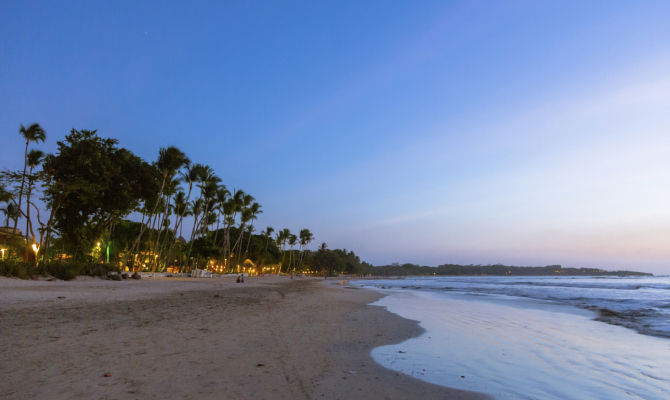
[2,1,670,273]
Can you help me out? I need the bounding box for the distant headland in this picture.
[371,263,652,277]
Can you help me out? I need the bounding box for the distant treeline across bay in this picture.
[371,263,652,276]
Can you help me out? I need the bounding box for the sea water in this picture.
[358,276,670,399]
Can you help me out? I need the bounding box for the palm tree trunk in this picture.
[244,224,254,258]
[129,175,167,263]
[213,216,221,246]
[166,183,192,270]
[13,140,29,234]
[153,193,172,271]
[40,202,59,264]
[24,172,35,261]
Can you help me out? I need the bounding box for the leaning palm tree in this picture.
[243,202,262,260]
[166,163,203,268]
[223,189,245,262]
[188,165,217,240]
[186,169,220,269]
[230,193,255,261]
[14,123,46,234]
[212,185,230,246]
[163,189,188,268]
[130,146,189,264]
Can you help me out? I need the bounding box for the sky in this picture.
[2,1,670,273]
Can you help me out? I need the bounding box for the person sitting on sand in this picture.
[236,275,241,283]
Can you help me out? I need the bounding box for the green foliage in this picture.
[43,262,119,280]
[304,247,372,276]
[190,237,221,260]
[0,261,119,280]
[42,129,158,259]
[0,260,39,279]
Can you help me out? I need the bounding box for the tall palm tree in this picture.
[163,189,188,268]
[231,193,255,262]
[298,228,314,269]
[152,175,181,269]
[186,168,219,268]
[188,165,216,239]
[24,149,44,245]
[212,185,230,246]
[288,234,297,272]
[262,226,274,254]
[243,202,262,259]
[130,146,189,264]
[276,228,290,273]
[14,123,46,234]
[165,163,203,269]
[223,189,245,263]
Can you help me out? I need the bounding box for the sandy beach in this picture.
[0,276,488,400]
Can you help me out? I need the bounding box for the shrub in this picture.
[0,261,120,280]
[0,260,39,279]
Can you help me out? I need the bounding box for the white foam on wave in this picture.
[370,289,670,399]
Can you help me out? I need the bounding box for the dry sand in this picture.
[0,275,489,400]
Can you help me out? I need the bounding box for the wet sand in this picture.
[0,276,489,399]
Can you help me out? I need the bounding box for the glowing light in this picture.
[0,248,5,260]
[31,243,39,255]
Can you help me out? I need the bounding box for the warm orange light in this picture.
[31,243,39,254]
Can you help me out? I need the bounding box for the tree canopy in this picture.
[42,129,156,259]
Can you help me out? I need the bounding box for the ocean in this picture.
[357,276,670,399]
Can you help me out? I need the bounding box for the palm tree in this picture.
[262,226,274,254]
[14,123,46,234]
[152,175,182,269]
[24,149,44,245]
[212,185,230,246]
[276,228,290,273]
[163,189,188,268]
[130,146,189,265]
[0,186,15,227]
[223,189,245,263]
[243,202,262,259]
[1,203,19,227]
[165,163,203,269]
[231,193,255,263]
[298,228,314,269]
[186,168,219,268]
[288,234,297,272]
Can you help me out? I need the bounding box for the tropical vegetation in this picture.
[0,123,371,279]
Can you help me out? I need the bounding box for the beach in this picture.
[0,276,487,400]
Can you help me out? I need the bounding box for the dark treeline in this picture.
[372,263,652,276]
[0,123,370,277]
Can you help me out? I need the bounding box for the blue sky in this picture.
[2,1,670,273]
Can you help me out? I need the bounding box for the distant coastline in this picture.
[371,263,652,276]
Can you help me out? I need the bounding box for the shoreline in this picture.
[359,279,670,400]
[0,276,489,399]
